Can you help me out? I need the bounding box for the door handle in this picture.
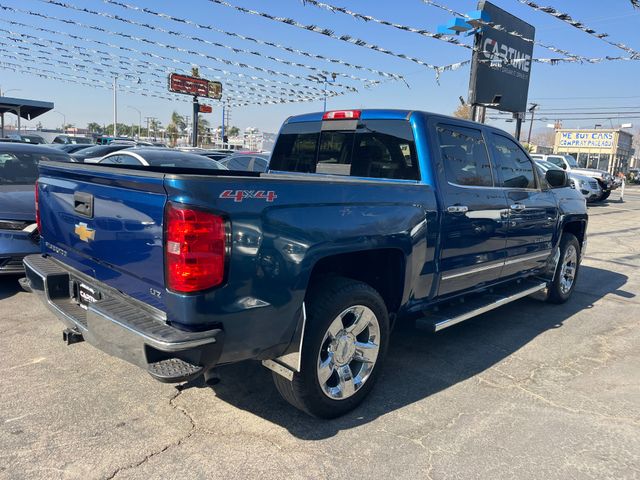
[510,203,526,212]
[447,205,469,214]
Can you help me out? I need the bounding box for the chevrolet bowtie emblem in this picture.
[74,222,95,242]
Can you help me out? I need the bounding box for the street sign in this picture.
[468,1,535,113]
[168,73,222,99]
[199,104,213,113]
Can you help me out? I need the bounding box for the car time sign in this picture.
[168,73,222,99]
[468,1,535,113]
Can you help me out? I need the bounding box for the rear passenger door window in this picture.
[491,134,536,189]
[436,124,493,187]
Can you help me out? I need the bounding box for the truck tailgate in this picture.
[38,162,167,309]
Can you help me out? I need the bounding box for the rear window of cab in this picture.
[270,119,420,181]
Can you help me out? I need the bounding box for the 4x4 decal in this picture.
[219,190,277,203]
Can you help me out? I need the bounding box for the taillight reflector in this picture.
[35,181,42,233]
[322,110,361,120]
[165,203,226,293]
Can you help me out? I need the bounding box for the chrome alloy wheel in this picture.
[317,305,380,400]
[559,244,578,294]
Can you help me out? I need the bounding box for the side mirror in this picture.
[546,169,569,188]
[561,164,567,170]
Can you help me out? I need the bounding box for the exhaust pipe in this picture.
[203,368,220,386]
[62,328,84,345]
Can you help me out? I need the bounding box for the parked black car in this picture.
[99,148,228,169]
[70,144,133,163]
[0,143,70,274]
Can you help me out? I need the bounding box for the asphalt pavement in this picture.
[1,187,639,479]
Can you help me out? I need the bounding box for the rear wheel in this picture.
[273,277,389,418]
[548,233,580,304]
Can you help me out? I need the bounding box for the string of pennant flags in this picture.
[0,37,341,106]
[518,1,640,58]
[0,4,354,97]
[101,0,403,82]
[38,0,365,91]
[0,20,338,102]
[38,0,379,88]
[0,0,637,110]
[297,0,472,50]
[206,0,455,72]
[0,47,335,109]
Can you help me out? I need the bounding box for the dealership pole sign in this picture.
[168,70,222,147]
[168,73,222,99]
[468,1,535,113]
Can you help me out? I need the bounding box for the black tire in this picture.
[599,190,611,201]
[547,233,581,304]
[273,277,389,418]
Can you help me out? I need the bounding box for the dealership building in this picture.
[553,128,634,173]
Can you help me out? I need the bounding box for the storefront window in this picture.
[597,154,610,171]
[577,153,589,168]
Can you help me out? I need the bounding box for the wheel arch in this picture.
[306,248,407,315]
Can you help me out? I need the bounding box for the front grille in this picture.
[589,180,599,189]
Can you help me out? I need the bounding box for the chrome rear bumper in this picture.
[23,254,223,383]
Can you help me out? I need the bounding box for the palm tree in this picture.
[87,122,102,134]
[170,111,186,133]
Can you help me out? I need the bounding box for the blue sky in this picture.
[1,0,639,135]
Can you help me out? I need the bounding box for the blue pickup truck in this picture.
[23,110,587,418]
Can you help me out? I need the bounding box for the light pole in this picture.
[128,105,142,139]
[321,73,337,112]
[52,111,66,132]
[113,76,118,137]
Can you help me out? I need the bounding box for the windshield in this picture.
[76,145,124,157]
[564,155,578,168]
[535,160,562,172]
[0,151,68,184]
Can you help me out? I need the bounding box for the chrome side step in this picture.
[417,280,547,332]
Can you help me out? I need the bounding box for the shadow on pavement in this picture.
[0,275,23,301]
[191,266,628,439]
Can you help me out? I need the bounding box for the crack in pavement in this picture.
[104,388,196,480]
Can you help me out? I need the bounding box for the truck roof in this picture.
[285,109,413,124]
[284,109,492,128]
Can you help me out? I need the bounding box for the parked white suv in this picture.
[534,160,602,203]
[530,154,616,201]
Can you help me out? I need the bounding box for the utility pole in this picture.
[128,106,142,139]
[113,76,118,137]
[527,103,538,145]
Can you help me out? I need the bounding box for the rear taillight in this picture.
[35,181,42,233]
[165,203,226,293]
